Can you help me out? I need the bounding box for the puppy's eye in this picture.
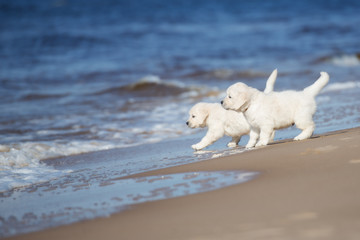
[228,95,232,99]
[192,115,195,118]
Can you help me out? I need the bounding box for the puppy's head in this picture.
[221,82,251,112]
[186,103,210,128]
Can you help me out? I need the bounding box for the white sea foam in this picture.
[130,75,188,91]
[0,141,116,168]
[0,141,118,192]
[138,74,162,84]
[330,54,360,67]
[322,81,360,93]
[0,112,193,192]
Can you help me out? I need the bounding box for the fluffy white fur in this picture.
[187,103,250,150]
[222,71,329,148]
[187,69,278,151]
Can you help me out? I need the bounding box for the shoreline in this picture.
[7,127,360,240]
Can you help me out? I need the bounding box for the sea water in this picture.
[0,170,258,236]
[0,0,360,237]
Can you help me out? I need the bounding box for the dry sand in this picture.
[8,127,360,240]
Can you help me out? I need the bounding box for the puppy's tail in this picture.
[264,69,277,94]
[304,72,329,97]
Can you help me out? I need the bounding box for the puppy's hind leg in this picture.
[294,119,315,141]
[227,136,241,148]
[269,130,275,143]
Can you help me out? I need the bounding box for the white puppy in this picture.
[187,69,278,151]
[187,103,250,150]
[222,71,329,148]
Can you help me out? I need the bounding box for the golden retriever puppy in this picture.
[222,71,329,148]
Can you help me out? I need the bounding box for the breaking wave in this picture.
[182,69,269,80]
[0,141,119,192]
[93,75,189,97]
[92,75,222,100]
[316,53,360,67]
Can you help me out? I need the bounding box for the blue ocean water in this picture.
[1,0,359,163]
[0,0,360,236]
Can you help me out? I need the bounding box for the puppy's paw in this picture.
[192,144,203,151]
[245,143,255,149]
[255,142,267,147]
[294,136,307,141]
[227,142,237,148]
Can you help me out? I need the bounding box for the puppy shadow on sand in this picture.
[186,69,277,151]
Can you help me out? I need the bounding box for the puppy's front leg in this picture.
[192,129,224,151]
[246,129,259,149]
[255,127,273,147]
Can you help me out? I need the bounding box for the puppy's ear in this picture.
[199,104,210,126]
[232,85,250,112]
[238,91,250,112]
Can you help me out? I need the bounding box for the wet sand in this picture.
[8,127,360,240]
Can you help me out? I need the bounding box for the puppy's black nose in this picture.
[221,101,223,105]
[186,121,189,125]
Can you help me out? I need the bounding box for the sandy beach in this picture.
[7,127,360,240]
